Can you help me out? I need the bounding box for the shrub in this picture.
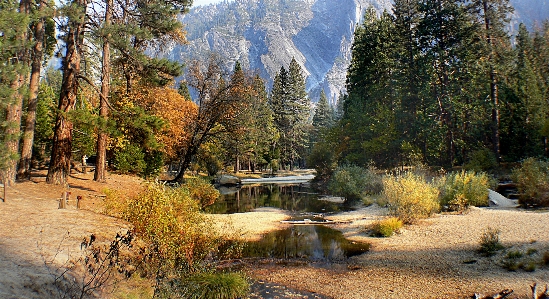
[523,261,537,272]
[184,177,220,208]
[179,272,250,299]
[370,217,403,237]
[143,150,164,178]
[543,251,549,266]
[464,148,498,172]
[328,165,382,200]
[512,158,549,207]
[439,171,491,211]
[113,144,146,174]
[307,141,338,182]
[382,172,440,224]
[479,227,504,256]
[502,259,520,271]
[506,250,523,259]
[124,183,220,274]
[102,188,127,217]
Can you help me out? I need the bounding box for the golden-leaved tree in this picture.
[147,87,198,163]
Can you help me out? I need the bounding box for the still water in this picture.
[209,182,370,261]
[206,183,356,214]
[244,225,370,261]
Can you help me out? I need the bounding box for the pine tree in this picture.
[312,90,334,129]
[94,0,113,182]
[342,9,401,166]
[469,0,514,163]
[17,0,52,180]
[0,0,31,186]
[270,58,310,170]
[46,0,88,185]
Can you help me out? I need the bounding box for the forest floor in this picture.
[1,170,549,298]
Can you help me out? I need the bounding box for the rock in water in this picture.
[218,175,241,186]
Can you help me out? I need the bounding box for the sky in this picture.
[192,0,225,7]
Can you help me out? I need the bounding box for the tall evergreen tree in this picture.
[0,0,31,186]
[17,0,53,180]
[270,58,310,170]
[46,0,88,185]
[312,90,334,130]
[342,9,401,166]
[469,0,514,163]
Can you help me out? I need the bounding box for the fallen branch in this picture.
[473,289,514,299]
[531,283,549,299]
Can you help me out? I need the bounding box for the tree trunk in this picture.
[17,0,47,180]
[4,80,24,186]
[483,0,501,163]
[94,0,112,182]
[47,0,87,185]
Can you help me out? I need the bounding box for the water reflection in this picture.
[244,225,370,261]
[207,183,355,214]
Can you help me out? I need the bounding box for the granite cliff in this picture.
[161,0,548,103]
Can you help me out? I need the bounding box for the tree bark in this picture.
[94,0,112,182]
[47,0,87,185]
[4,79,25,186]
[483,0,501,163]
[17,0,47,180]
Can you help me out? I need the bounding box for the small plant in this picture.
[502,259,520,271]
[178,272,250,299]
[41,231,136,298]
[101,188,128,217]
[439,170,491,211]
[370,217,403,237]
[328,165,383,200]
[522,261,537,272]
[527,248,539,256]
[506,250,524,259]
[382,172,440,224]
[479,227,504,256]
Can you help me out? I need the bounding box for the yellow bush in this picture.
[124,183,220,273]
[184,177,220,208]
[102,188,128,217]
[383,173,440,224]
[439,171,490,211]
[370,217,403,237]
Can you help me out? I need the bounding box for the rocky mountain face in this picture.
[161,0,548,104]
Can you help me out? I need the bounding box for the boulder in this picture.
[218,175,241,186]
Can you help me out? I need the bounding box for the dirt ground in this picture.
[0,170,140,299]
[1,170,549,299]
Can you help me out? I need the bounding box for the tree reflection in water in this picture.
[244,225,370,261]
[208,183,356,214]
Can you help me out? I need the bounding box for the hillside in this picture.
[160,0,549,103]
